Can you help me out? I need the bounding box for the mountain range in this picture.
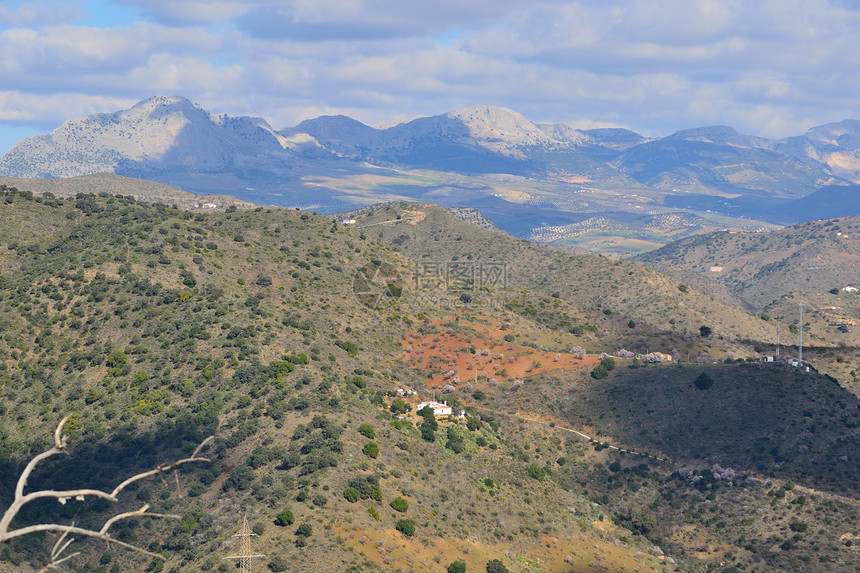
[3,96,860,249]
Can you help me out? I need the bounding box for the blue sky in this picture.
[2,0,860,156]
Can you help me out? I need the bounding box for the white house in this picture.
[416,401,452,416]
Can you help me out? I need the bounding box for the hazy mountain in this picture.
[3,95,860,244]
[614,136,840,198]
[771,119,860,182]
[0,96,295,179]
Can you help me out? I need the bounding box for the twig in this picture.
[0,416,212,570]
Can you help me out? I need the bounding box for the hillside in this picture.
[351,203,775,343]
[635,216,860,309]
[0,187,858,572]
[0,174,255,211]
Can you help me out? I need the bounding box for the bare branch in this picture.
[109,454,211,499]
[0,415,213,570]
[3,524,162,557]
[192,436,214,458]
[38,550,81,573]
[100,505,180,535]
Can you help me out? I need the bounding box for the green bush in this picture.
[363,442,380,459]
[395,519,416,537]
[590,364,609,380]
[447,560,467,573]
[390,398,410,414]
[486,559,509,573]
[526,464,548,481]
[389,496,409,513]
[357,423,376,439]
[269,555,289,572]
[693,373,714,390]
[295,523,313,537]
[274,508,295,526]
[343,487,360,503]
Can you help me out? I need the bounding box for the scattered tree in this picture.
[395,518,416,537]
[389,496,409,513]
[274,508,295,526]
[694,373,714,390]
[362,442,380,459]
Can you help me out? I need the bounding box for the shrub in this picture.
[486,559,509,573]
[699,325,712,337]
[274,509,295,526]
[357,423,376,439]
[590,364,609,380]
[526,464,548,481]
[693,373,714,390]
[395,519,416,537]
[348,476,382,501]
[269,556,288,572]
[448,560,467,573]
[421,424,436,442]
[295,523,313,537]
[363,442,380,459]
[343,487,360,503]
[389,496,409,513]
[390,398,410,414]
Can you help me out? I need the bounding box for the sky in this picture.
[1,0,860,155]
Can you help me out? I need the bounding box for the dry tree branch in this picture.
[0,417,212,570]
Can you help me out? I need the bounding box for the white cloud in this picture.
[0,1,85,28]
[2,0,860,149]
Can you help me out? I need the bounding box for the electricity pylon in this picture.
[225,515,266,573]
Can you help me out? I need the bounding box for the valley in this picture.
[0,187,857,572]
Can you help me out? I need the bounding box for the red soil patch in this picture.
[400,330,599,387]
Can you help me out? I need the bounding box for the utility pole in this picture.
[225,515,266,573]
[798,303,803,366]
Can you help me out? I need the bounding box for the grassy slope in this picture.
[0,190,670,572]
[0,189,857,573]
[354,203,774,344]
[635,216,860,311]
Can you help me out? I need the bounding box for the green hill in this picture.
[0,188,857,573]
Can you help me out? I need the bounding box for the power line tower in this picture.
[225,515,266,573]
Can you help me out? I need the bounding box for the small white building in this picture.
[416,401,452,416]
[843,286,858,292]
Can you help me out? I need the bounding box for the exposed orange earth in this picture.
[399,328,599,388]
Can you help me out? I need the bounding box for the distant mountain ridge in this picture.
[2,95,860,234]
